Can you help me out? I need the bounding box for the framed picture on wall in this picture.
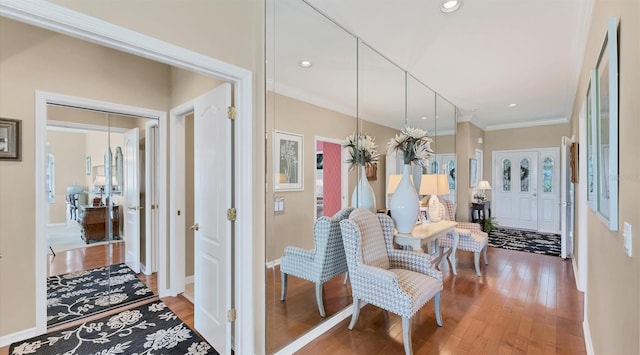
[469,158,478,187]
[274,130,304,191]
[0,118,21,161]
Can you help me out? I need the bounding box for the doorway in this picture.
[492,148,560,232]
[314,137,348,219]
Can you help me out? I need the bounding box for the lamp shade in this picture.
[93,175,117,186]
[477,180,492,190]
[436,174,451,195]
[386,174,404,194]
[418,174,438,195]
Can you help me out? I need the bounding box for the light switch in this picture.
[623,222,632,257]
[274,197,285,215]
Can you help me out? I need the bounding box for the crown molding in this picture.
[484,117,568,131]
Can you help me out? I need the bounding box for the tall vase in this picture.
[351,165,376,212]
[390,164,419,234]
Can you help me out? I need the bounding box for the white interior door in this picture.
[193,83,232,354]
[493,150,538,230]
[144,122,159,274]
[560,137,575,259]
[124,128,140,273]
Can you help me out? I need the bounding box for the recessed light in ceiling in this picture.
[298,60,312,68]
[508,103,517,107]
[421,116,429,120]
[440,0,463,13]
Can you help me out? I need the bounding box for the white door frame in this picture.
[35,90,168,336]
[313,136,348,219]
[2,2,255,353]
[144,121,159,275]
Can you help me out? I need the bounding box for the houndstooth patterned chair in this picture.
[280,207,354,317]
[340,208,443,355]
[437,199,488,276]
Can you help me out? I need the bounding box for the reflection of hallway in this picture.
[47,221,120,255]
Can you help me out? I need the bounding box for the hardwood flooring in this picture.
[2,244,586,355]
[294,247,586,355]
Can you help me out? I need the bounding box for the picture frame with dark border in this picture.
[0,118,22,161]
[274,130,304,191]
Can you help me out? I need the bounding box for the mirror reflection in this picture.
[266,0,457,353]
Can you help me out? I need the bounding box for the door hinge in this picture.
[227,308,236,322]
[227,106,237,120]
[227,207,237,221]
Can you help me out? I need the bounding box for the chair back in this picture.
[314,207,354,280]
[440,199,455,221]
[340,208,391,272]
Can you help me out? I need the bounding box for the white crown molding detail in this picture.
[484,117,568,131]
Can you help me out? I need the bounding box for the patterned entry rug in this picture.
[47,263,155,328]
[10,301,218,355]
[488,226,561,256]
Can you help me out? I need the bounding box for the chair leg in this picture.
[316,283,326,317]
[343,271,349,285]
[280,272,288,301]
[447,248,457,276]
[402,317,413,355]
[348,298,361,330]
[434,292,443,326]
[483,245,489,265]
[474,252,482,277]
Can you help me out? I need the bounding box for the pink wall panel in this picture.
[322,142,342,216]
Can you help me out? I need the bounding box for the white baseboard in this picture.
[571,257,584,292]
[583,317,595,355]
[265,258,281,269]
[274,305,354,355]
[185,275,194,284]
[0,326,40,348]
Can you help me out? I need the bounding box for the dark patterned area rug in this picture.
[10,301,218,355]
[488,226,561,256]
[47,263,155,328]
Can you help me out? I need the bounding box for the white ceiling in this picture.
[271,0,593,132]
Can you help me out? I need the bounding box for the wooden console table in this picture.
[470,201,491,223]
[78,205,120,244]
[394,220,459,271]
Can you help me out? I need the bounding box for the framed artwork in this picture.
[274,130,303,191]
[0,118,22,161]
[469,158,478,187]
[594,17,619,231]
[86,156,92,175]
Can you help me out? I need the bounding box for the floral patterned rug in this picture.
[488,226,562,256]
[47,263,155,328]
[11,301,217,355]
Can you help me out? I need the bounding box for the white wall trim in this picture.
[485,117,568,131]
[265,258,281,269]
[583,310,595,355]
[0,327,38,348]
[2,2,254,354]
[185,275,195,284]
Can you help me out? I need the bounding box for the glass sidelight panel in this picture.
[503,159,512,192]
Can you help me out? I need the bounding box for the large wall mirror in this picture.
[266,0,457,352]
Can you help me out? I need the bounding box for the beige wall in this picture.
[456,122,485,220]
[569,0,640,353]
[0,6,267,348]
[46,131,87,223]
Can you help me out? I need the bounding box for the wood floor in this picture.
[2,243,586,355]
[293,247,586,355]
[0,242,196,355]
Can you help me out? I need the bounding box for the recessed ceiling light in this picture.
[440,0,463,13]
[421,116,429,120]
[298,60,312,68]
[471,108,477,112]
[508,103,517,107]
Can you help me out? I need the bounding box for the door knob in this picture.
[532,193,537,197]
[190,223,200,231]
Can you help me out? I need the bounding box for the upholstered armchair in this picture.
[438,199,488,276]
[280,207,354,317]
[340,208,443,355]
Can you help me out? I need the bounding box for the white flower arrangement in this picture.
[342,133,380,171]
[387,126,434,167]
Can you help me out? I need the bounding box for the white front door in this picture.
[538,148,561,233]
[124,128,140,273]
[193,83,232,354]
[560,138,574,259]
[493,150,539,230]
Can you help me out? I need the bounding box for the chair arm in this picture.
[455,222,483,233]
[358,264,398,286]
[283,246,314,262]
[388,250,442,281]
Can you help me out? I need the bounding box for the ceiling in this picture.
[271,0,593,131]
